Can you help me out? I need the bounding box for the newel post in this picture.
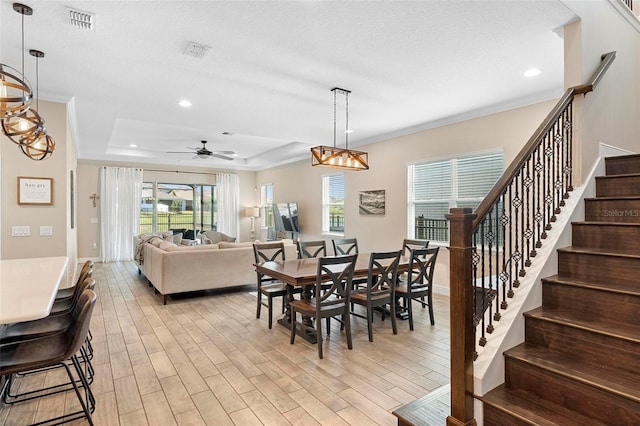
[446,208,477,426]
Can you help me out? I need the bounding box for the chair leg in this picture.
[408,299,414,331]
[326,317,331,335]
[290,308,296,344]
[367,304,374,342]
[267,296,273,329]
[390,300,398,335]
[428,293,435,325]
[256,291,262,319]
[316,316,323,359]
[345,309,353,350]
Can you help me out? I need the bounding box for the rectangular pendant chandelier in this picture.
[310,145,369,170]
[311,87,369,171]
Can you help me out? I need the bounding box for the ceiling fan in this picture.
[166,140,236,160]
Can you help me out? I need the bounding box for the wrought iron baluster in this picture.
[524,158,533,266]
[507,185,514,297]
[567,101,574,192]
[554,119,562,215]
[499,193,508,309]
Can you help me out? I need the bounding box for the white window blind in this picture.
[408,151,503,242]
[322,174,345,234]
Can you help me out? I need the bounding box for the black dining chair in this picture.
[290,254,358,359]
[402,238,429,256]
[395,247,439,330]
[0,289,97,425]
[351,250,402,342]
[297,240,327,259]
[332,238,367,290]
[253,241,302,329]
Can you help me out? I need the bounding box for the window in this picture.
[139,182,217,234]
[322,174,345,234]
[260,184,275,239]
[408,151,503,243]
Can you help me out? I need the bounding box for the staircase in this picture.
[481,153,640,425]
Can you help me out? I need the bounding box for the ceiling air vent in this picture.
[183,42,211,59]
[67,7,95,30]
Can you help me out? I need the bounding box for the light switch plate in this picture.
[90,218,99,224]
[11,226,30,236]
[40,226,53,236]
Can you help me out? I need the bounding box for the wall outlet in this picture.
[40,226,53,236]
[11,226,30,236]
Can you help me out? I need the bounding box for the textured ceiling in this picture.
[0,1,577,170]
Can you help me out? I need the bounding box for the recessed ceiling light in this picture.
[129,144,137,148]
[524,68,542,77]
[178,99,192,107]
[345,129,354,134]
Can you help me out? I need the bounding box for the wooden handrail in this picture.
[472,51,616,229]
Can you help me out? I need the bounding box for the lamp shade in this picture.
[245,207,260,218]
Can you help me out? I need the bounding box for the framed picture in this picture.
[18,176,53,205]
[359,189,385,215]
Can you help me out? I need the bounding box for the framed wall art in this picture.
[359,189,385,215]
[18,176,53,205]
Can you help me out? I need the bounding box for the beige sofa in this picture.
[135,237,297,304]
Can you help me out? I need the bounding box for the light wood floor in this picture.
[0,261,451,426]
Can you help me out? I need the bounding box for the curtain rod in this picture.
[143,169,221,176]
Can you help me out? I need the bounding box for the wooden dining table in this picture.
[255,253,412,342]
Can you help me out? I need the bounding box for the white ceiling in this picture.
[0,0,577,171]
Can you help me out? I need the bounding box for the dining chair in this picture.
[0,289,97,425]
[402,238,429,256]
[351,250,402,342]
[253,241,302,329]
[289,254,358,359]
[332,238,359,255]
[297,240,327,259]
[55,260,94,300]
[395,247,439,330]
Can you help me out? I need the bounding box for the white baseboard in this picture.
[78,257,102,264]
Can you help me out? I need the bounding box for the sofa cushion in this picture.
[172,232,183,245]
[159,241,178,250]
[165,244,219,252]
[201,230,236,244]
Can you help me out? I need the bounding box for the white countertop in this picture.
[0,256,69,324]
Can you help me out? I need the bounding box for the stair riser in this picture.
[572,224,640,255]
[505,357,640,424]
[596,175,640,197]
[584,199,640,223]
[557,251,640,287]
[605,155,640,176]
[542,281,640,324]
[483,405,535,426]
[525,316,640,375]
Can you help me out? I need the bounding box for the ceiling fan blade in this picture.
[166,151,193,153]
[211,153,234,160]
[211,150,235,155]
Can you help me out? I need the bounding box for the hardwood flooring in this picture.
[0,261,451,425]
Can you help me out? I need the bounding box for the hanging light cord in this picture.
[333,88,337,149]
[35,54,38,110]
[345,91,349,149]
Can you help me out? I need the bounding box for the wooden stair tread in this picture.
[392,384,450,426]
[571,221,640,227]
[505,344,640,403]
[524,306,640,344]
[596,172,640,179]
[584,196,640,201]
[556,246,640,260]
[542,274,640,296]
[482,384,607,426]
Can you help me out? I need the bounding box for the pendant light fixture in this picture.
[0,3,33,119]
[311,87,368,171]
[19,49,55,160]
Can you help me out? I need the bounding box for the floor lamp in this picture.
[245,207,260,240]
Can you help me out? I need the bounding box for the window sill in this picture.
[322,231,345,237]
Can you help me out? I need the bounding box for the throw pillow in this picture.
[202,234,213,244]
[172,232,183,245]
[221,233,236,243]
[161,231,173,241]
[159,241,178,250]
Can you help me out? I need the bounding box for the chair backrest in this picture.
[65,289,97,359]
[297,240,327,259]
[76,265,93,287]
[314,254,358,309]
[406,247,439,292]
[402,239,429,257]
[332,238,359,255]
[367,250,402,298]
[253,241,286,263]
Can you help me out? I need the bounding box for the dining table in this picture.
[255,253,412,343]
[0,256,69,324]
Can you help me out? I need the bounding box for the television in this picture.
[273,202,300,233]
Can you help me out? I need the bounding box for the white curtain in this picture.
[216,173,239,238]
[100,167,143,262]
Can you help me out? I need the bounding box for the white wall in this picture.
[257,99,557,291]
